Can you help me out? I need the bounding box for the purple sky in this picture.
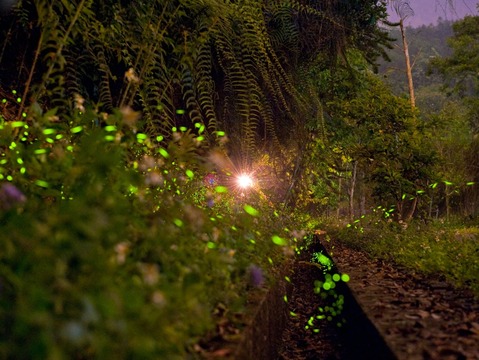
[387,0,478,27]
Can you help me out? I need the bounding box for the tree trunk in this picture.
[348,161,357,221]
[403,197,418,222]
[445,184,451,221]
[337,176,342,219]
[400,19,415,108]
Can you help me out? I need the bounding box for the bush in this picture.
[0,107,298,358]
[330,211,479,296]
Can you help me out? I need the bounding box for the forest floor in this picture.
[279,238,479,360]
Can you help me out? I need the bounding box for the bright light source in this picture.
[237,173,254,189]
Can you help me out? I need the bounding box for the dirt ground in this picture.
[197,236,479,359]
[279,238,479,360]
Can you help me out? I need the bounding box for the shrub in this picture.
[0,107,297,358]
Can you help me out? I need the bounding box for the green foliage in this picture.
[430,15,479,94]
[0,108,300,358]
[331,216,479,296]
[429,15,479,131]
[300,59,436,220]
[0,0,395,166]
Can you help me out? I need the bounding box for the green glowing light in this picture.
[341,274,350,282]
[12,90,17,94]
[179,126,187,132]
[313,329,320,333]
[268,257,273,264]
[214,186,227,193]
[66,146,73,152]
[46,138,54,144]
[20,167,26,174]
[172,127,177,132]
[207,242,216,249]
[315,253,332,267]
[22,112,27,118]
[444,180,453,185]
[136,133,147,141]
[16,97,21,103]
[332,274,340,282]
[272,235,287,246]
[467,182,475,186]
[198,125,205,134]
[16,158,23,165]
[43,128,56,135]
[71,126,83,133]
[173,219,183,227]
[196,136,204,142]
[216,131,225,137]
[285,276,291,283]
[243,204,259,216]
[175,109,185,115]
[290,311,297,317]
[323,282,331,290]
[6,175,13,181]
[156,135,164,142]
[185,169,194,179]
[283,295,288,303]
[105,125,117,132]
[249,239,256,244]
[158,148,169,158]
[2,99,6,103]
[35,180,49,188]
[55,134,63,140]
[11,121,25,128]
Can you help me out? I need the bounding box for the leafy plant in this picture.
[0,106,302,358]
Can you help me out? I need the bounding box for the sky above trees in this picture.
[387,0,477,27]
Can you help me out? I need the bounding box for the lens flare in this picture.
[237,173,254,189]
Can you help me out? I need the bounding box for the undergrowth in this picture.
[327,212,479,296]
[0,106,303,359]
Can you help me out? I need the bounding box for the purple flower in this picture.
[247,264,264,288]
[207,198,215,208]
[203,173,217,187]
[0,183,26,211]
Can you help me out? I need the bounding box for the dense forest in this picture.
[0,0,478,358]
[378,15,479,219]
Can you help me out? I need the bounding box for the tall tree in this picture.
[390,0,416,107]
